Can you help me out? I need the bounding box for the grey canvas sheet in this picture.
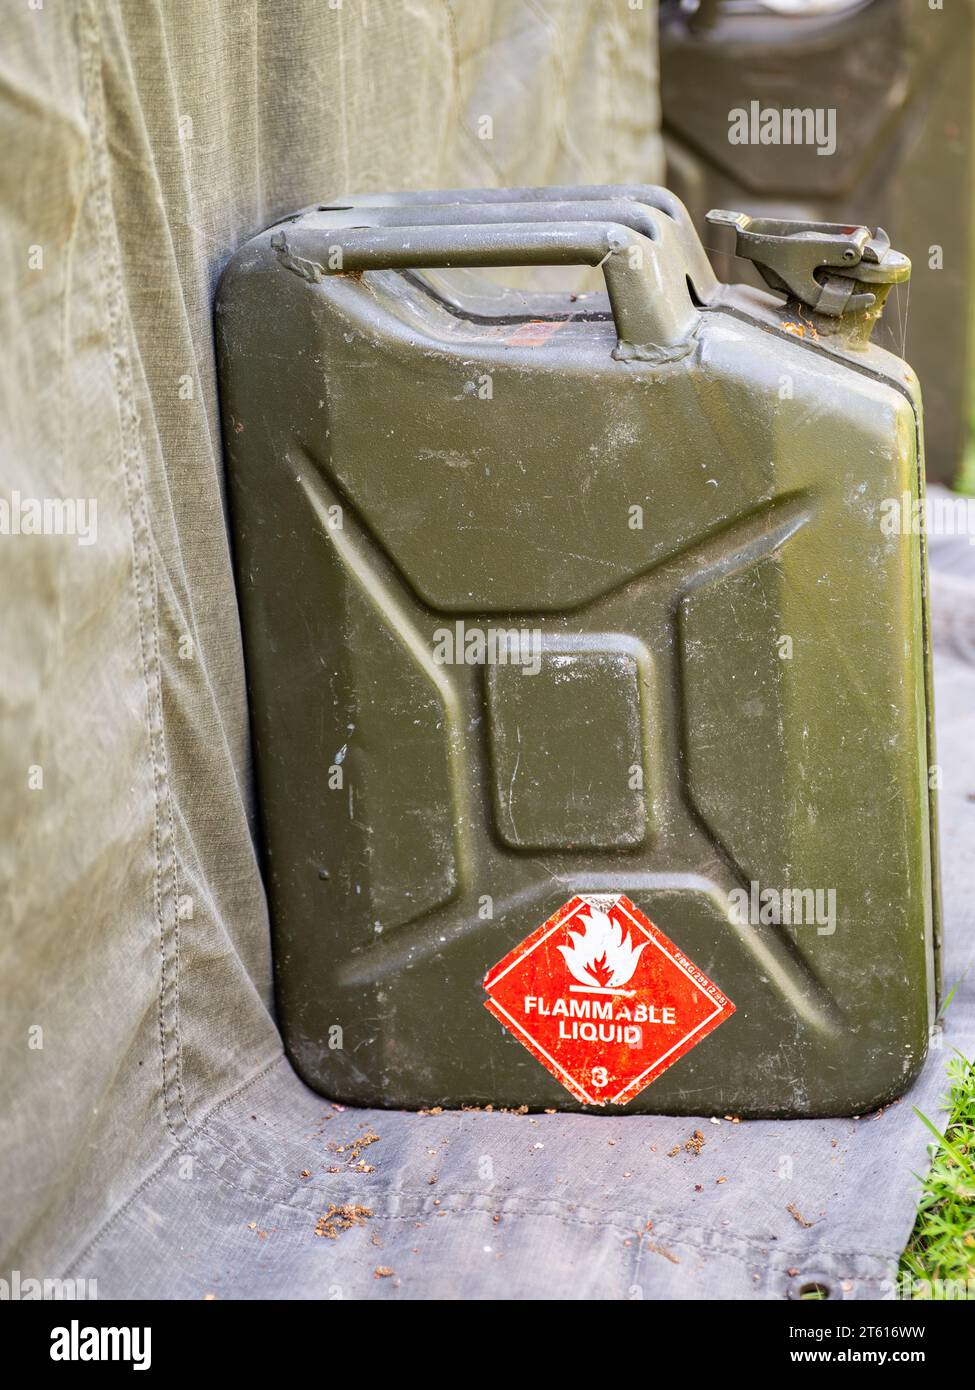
[2,0,972,1301]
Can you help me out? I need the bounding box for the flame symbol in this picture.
[557,906,647,990]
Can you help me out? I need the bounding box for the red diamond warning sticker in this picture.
[483,894,735,1106]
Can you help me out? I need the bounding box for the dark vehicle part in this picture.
[660,0,975,483]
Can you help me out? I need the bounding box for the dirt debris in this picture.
[374,1266,394,1278]
[314,1204,373,1239]
[456,1103,530,1115]
[787,1202,813,1229]
[349,1130,380,1160]
[646,1239,680,1264]
[323,1127,381,1175]
[781,319,819,341]
[666,1128,707,1159]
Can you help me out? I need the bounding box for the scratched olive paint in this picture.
[216,185,940,1115]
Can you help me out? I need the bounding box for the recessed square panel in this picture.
[485,648,649,851]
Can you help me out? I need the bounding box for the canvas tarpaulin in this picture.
[1,0,972,1301]
[0,0,663,1285]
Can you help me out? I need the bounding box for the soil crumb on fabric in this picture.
[646,1240,680,1265]
[787,1202,814,1228]
[314,1204,373,1239]
[349,1130,380,1160]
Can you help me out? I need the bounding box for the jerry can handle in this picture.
[311,184,718,303]
[270,219,699,357]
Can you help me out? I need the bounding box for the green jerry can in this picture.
[659,0,975,485]
[216,185,940,1117]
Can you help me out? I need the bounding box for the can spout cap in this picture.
[706,210,910,329]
